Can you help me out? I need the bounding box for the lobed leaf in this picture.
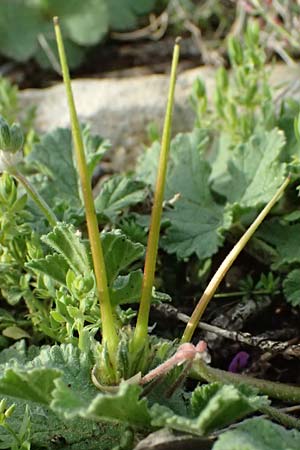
[0,368,61,404]
[102,230,145,285]
[212,129,286,208]
[257,220,300,269]
[26,253,69,285]
[94,175,147,222]
[41,223,91,276]
[26,127,80,210]
[283,269,300,307]
[52,380,151,428]
[150,383,268,436]
[137,130,232,260]
[213,418,300,450]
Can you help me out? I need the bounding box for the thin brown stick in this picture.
[156,303,300,358]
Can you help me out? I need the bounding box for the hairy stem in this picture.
[192,359,300,404]
[133,38,181,351]
[181,176,290,343]
[53,17,118,361]
[259,404,300,430]
[9,169,57,227]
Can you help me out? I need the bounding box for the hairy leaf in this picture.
[26,253,69,285]
[0,400,124,450]
[42,223,91,276]
[212,129,286,208]
[26,127,80,210]
[151,384,268,436]
[137,130,232,259]
[283,269,300,307]
[213,418,300,450]
[102,230,144,285]
[257,220,300,269]
[52,380,151,428]
[94,175,147,222]
[0,368,61,404]
[110,270,143,306]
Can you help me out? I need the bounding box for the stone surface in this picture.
[19,64,300,170]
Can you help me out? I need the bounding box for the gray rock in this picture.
[19,64,300,170]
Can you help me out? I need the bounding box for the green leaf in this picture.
[257,220,300,269]
[190,382,221,414]
[213,418,300,450]
[48,0,109,46]
[102,230,144,286]
[283,269,300,307]
[94,175,147,222]
[0,341,39,367]
[2,326,30,340]
[0,400,124,450]
[163,200,232,259]
[0,0,44,61]
[108,0,156,31]
[0,343,125,449]
[110,270,143,306]
[0,368,61,404]
[0,0,108,67]
[42,223,91,276]
[161,131,232,259]
[26,253,69,285]
[52,380,151,428]
[34,37,85,70]
[26,127,81,210]
[151,384,268,436]
[212,129,286,208]
[82,126,109,179]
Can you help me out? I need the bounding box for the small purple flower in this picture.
[228,351,250,373]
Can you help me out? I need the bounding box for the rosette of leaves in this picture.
[0,341,276,449]
[0,0,158,69]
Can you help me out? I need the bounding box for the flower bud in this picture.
[4,404,15,418]
[0,117,11,151]
[9,123,24,153]
[228,36,243,66]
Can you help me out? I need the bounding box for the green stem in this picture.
[181,176,290,343]
[53,17,118,361]
[192,360,300,404]
[260,404,300,430]
[133,38,181,351]
[214,289,280,299]
[9,169,57,227]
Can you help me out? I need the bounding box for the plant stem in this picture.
[9,169,57,227]
[259,404,300,430]
[53,17,118,360]
[214,289,280,298]
[192,359,300,404]
[133,38,181,351]
[181,176,290,343]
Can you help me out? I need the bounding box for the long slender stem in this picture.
[192,359,300,404]
[133,38,181,351]
[181,176,290,343]
[259,404,300,430]
[9,169,57,227]
[53,17,118,360]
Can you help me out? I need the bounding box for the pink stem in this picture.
[140,340,208,385]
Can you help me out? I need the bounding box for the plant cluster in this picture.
[0,17,299,450]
